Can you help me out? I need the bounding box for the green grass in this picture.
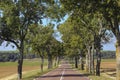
[12,68,48,80]
[0,59,48,67]
[11,65,58,80]
[89,75,113,80]
[0,62,17,66]
[101,59,115,62]
[22,67,57,80]
[0,61,39,66]
[21,60,59,80]
[23,59,42,66]
[22,70,44,80]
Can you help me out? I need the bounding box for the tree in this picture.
[61,0,120,78]
[59,0,114,76]
[58,17,87,69]
[28,24,54,71]
[50,39,64,67]
[45,35,60,69]
[98,1,120,79]
[0,0,46,79]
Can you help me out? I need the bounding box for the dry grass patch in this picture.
[0,59,47,79]
[100,60,116,79]
[0,65,40,78]
[101,62,116,72]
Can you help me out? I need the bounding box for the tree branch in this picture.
[0,36,20,49]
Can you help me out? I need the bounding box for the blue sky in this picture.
[102,40,116,51]
[0,42,16,51]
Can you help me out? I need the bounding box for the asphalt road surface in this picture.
[34,61,90,80]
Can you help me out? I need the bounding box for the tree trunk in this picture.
[17,44,24,80]
[18,56,23,80]
[54,57,57,67]
[85,53,89,72]
[88,46,91,73]
[71,58,74,66]
[80,55,84,70]
[57,56,60,65]
[37,49,44,72]
[96,49,101,76]
[75,55,78,68]
[40,56,44,72]
[91,43,95,74]
[46,47,53,69]
[48,54,52,69]
[116,40,120,80]
[54,56,60,67]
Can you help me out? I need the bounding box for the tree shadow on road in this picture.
[35,73,90,79]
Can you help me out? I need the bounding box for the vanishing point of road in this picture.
[34,61,90,80]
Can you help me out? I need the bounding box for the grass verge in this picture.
[0,59,47,78]
[69,59,115,80]
[77,69,114,80]
[89,75,113,80]
[21,66,58,80]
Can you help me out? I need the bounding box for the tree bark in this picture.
[91,43,95,74]
[48,54,52,69]
[40,56,44,72]
[85,53,89,72]
[54,57,57,67]
[80,55,84,70]
[75,55,78,68]
[57,56,60,65]
[96,49,101,76]
[54,56,60,67]
[116,40,120,80]
[17,43,24,80]
[18,56,23,80]
[46,46,53,69]
[37,49,44,72]
[88,46,92,73]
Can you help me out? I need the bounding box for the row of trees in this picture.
[0,50,115,62]
[100,51,116,59]
[58,14,111,75]
[57,0,120,80]
[0,0,119,80]
[0,51,18,62]
[0,0,63,80]
[27,24,64,71]
[0,51,43,62]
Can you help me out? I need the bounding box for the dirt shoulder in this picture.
[0,69,40,80]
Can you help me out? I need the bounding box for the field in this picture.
[88,59,116,80]
[100,59,116,79]
[76,59,116,80]
[0,59,116,80]
[0,59,48,79]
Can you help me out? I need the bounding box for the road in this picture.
[34,61,90,80]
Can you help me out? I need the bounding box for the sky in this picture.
[102,40,116,51]
[0,42,16,51]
